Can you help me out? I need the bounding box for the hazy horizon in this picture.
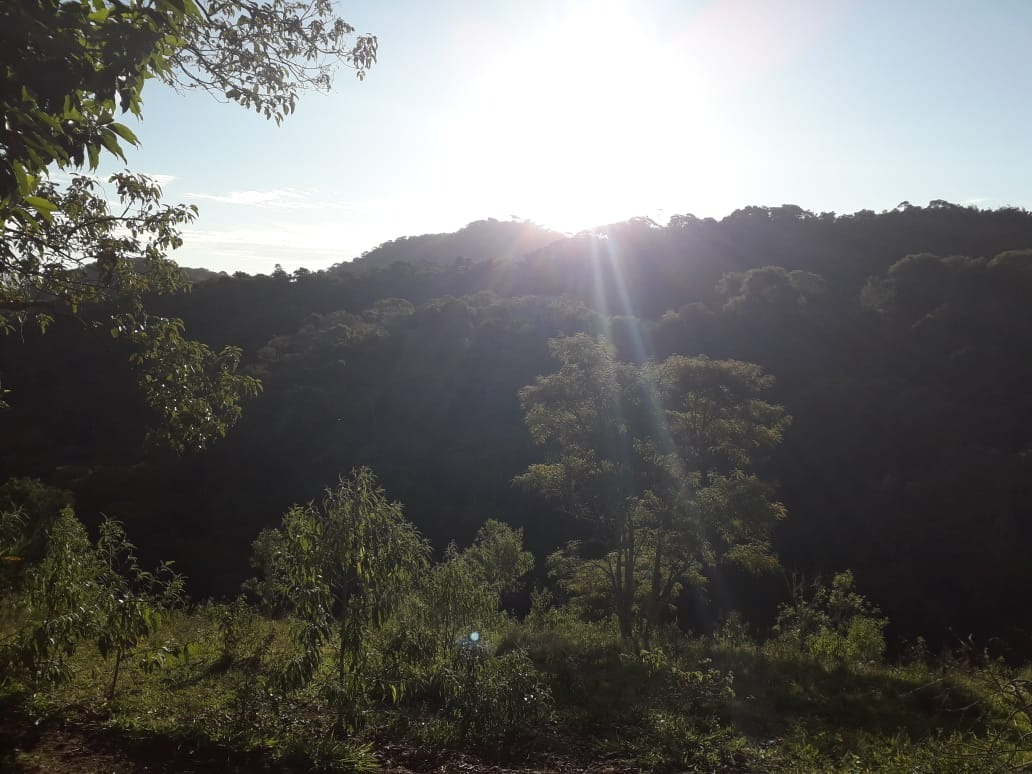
[87,0,1032,274]
[175,199,1026,275]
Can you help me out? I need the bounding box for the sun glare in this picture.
[448,2,723,231]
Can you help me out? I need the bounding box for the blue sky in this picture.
[107,0,1032,273]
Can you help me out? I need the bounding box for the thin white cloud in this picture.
[167,194,475,273]
[172,223,356,273]
[143,173,177,186]
[184,188,368,211]
[186,188,305,206]
[183,225,338,250]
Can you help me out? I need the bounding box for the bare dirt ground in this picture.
[0,711,645,773]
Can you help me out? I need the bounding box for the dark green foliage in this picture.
[461,519,536,594]
[6,4,1031,766]
[5,205,1032,645]
[0,0,167,208]
[126,316,262,452]
[359,519,550,744]
[207,595,266,669]
[518,334,788,641]
[497,601,736,770]
[92,518,185,698]
[773,571,888,667]
[254,468,429,731]
[0,507,181,695]
[450,648,553,741]
[343,218,563,272]
[1,0,374,209]
[2,0,373,453]
[0,478,73,587]
[0,478,1027,771]
[0,169,262,452]
[2,508,98,688]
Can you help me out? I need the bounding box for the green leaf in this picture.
[24,196,57,223]
[9,206,40,230]
[12,163,31,196]
[108,123,139,146]
[99,131,126,162]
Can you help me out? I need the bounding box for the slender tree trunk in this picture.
[336,624,347,734]
[614,551,632,639]
[108,648,123,700]
[644,531,665,648]
[621,520,637,644]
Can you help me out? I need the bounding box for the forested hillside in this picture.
[4,202,1031,647]
[8,0,1032,768]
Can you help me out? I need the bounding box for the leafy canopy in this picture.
[518,334,790,641]
[1,0,375,448]
[1,0,376,210]
[253,468,428,730]
[1,507,182,693]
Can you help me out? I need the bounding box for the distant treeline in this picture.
[3,201,1031,649]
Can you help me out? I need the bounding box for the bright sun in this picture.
[448,2,722,231]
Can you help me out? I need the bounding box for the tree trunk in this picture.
[108,648,123,701]
[614,551,632,639]
[644,531,665,648]
[336,624,347,734]
[619,520,637,643]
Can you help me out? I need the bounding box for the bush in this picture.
[205,595,268,669]
[455,649,553,741]
[636,647,734,714]
[773,571,887,667]
[502,603,733,739]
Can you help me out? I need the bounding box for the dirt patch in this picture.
[0,708,641,773]
[0,711,291,773]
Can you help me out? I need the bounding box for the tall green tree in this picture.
[518,334,789,642]
[413,519,534,650]
[1,0,375,449]
[254,468,428,733]
[1,507,181,694]
[1,0,376,211]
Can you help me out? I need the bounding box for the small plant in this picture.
[712,610,753,649]
[93,518,185,700]
[256,468,429,733]
[2,509,182,699]
[450,647,553,742]
[210,594,265,668]
[636,647,734,714]
[4,508,99,690]
[773,570,887,667]
[631,711,742,772]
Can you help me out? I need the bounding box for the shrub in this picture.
[450,648,553,742]
[773,570,887,667]
[254,468,429,733]
[1,508,182,698]
[206,595,267,669]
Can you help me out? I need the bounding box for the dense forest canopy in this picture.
[3,202,1031,650]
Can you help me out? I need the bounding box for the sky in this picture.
[102,0,1032,273]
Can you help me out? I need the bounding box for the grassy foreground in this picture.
[2,599,1030,773]
[2,485,1029,772]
